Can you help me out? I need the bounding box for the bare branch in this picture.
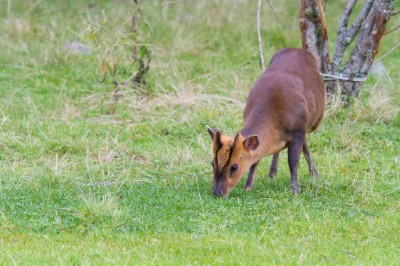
[338,0,394,98]
[337,0,357,30]
[257,0,265,72]
[331,0,357,74]
[301,0,396,100]
[330,0,373,79]
[348,0,374,40]
[384,24,400,35]
[266,0,279,22]
[374,41,400,64]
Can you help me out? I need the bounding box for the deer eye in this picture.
[230,164,238,174]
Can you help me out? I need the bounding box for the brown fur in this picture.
[208,48,325,196]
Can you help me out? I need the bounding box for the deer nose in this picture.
[213,190,223,197]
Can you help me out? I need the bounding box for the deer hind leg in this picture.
[245,161,259,191]
[287,133,305,194]
[268,152,279,178]
[302,138,318,178]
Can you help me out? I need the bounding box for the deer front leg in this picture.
[245,161,259,191]
[268,152,279,178]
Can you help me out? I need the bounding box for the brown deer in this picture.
[208,48,325,196]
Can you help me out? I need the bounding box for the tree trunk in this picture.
[300,0,395,101]
[299,0,330,74]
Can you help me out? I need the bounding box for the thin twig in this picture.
[266,0,279,22]
[392,10,399,16]
[384,24,400,35]
[321,73,367,82]
[374,41,400,64]
[257,0,265,72]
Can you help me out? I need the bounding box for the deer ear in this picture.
[207,127,222,142]
[243,135,259,151]
[207,127,223,151]
[207,127,217,140]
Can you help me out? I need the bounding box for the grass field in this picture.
[1,0,399,264]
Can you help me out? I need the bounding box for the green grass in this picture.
[1,0,399,264]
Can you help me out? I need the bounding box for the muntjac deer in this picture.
[208,48,325,196]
